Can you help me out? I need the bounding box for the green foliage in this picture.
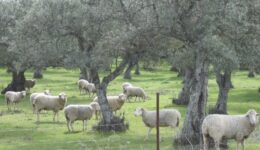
[0,66,260,150]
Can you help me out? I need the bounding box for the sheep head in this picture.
[134,107,144,116]
[246,109,259,126]
[21,91,26,97]
[58,92,67,101]
[118,93,127,102]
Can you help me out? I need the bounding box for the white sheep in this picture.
[33,92,67,122]
[134,107,181,141]
[64,104,94,132]
[85,83,96,97]
[124,86,146,102]
[77,79,89,94]
[24,79,36,93]
[89,101,101,120]
[202,109,260,150]
[30,90,51,113]
[93,93,127,114]
[5,91,26,111]
[122,82,132,93]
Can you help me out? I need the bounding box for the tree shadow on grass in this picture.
[64,131,82,134]
[35,121,65,125]
[0,109,24,116]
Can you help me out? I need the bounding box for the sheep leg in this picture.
[144,128,152,141]
[71,121,74,131]
[202,134,209,150]
[66,120,71,132]
[36,111,40,123]
[53,111,57,122]
[214,139,221,150]
[82,120,85,131]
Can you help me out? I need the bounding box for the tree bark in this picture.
[92,59,128,131]
[33,68,43,79]
[79,67,90,80]
[1,70,26,94]
[174,52,208,146]
[124,62,134,79]
[124,55,139,79]
[134,62,141,75]
[173,68,194,105]
[212,70,232,114]
[248,67,255,78]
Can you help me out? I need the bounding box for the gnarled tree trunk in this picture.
[134,62,141,75]
[124,55,139,79]
[1,70,26,94]
[92,59,128,132]
[124,62,135,79]
[212,70,232,114]
[33,67,43,79]
[79,66,94,82]
[174,52,208,147]
[173,68,194,105]
[248,67,255,78]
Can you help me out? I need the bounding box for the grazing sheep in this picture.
[134,107,181,141]
[77,79,89,94]
[122,82,132,93]
[89,101,101,120]
[5,91,26,111]
[125,86,146,102]
[24,79,36,93]
[34,92,67,122]
[30,90,51,113]
[202,109,260,150]
[85,83,96,97]
[93,93,127,113]
[64,104,93,132]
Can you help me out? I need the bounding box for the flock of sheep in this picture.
[3,79,260,150]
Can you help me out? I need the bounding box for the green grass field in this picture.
[0,65,259,150]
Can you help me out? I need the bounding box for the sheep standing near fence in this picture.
[134,107,181,141]
[202,109,260,150]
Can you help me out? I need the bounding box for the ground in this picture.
[0,64,260,150]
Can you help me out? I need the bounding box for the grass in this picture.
[0,65,260,150]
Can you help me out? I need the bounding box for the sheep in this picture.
[93,93,127,114]
[202,109,260,150]
[89,101,101,120]
[134,107,181,141]
[64,104,94,132]
[30,90,51,113]
[5,91,26,111]
[24,79,36,93]
[84,83,96,97]
[124,86,146,102]
[77,79,89,94]
[33,92,67,122]
[122,82,132,93]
